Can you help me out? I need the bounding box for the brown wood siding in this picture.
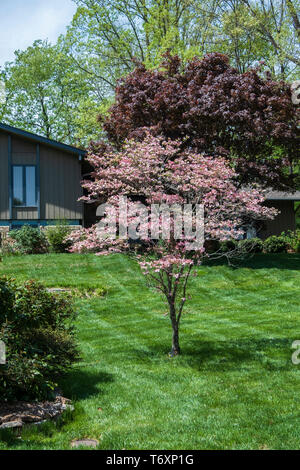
[11,136,36,165]
[259,201,296,239]
[0,132,9,219]
[12,207,38,220]
[12,136,36,154]
[40,146,82,220]
[12,153,36,165]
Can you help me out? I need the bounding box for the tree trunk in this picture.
[171,323,180,356]
[169,302,180,356]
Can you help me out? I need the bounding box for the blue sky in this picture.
[0,0,77,66]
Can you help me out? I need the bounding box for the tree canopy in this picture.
[102,53,299,189]
[69,133,277,354]
[0,0,298,149]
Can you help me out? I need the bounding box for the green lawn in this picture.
[0,253,300,450]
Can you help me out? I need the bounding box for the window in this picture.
[13,166,37,207]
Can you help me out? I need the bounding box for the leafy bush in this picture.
[9,225,48,254]
[263,235,287,253]
[238,238,264,253]
[203,240,220,254]
[46,221,72,253]
[0,277,79,401]
[281,230,300,253]
[219,240,238,253]
[0,237,20,257]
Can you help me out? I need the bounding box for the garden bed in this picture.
[0,394,72,430]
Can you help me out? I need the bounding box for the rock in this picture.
[32,420,47,427]
[0,394,73,430]
[47,288,71,294]
[0,420,23,430]
[71,439,99,449]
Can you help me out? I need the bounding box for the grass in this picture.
[0,253,300,450]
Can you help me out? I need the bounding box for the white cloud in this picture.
[0,0,77,65]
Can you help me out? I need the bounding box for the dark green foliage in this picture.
[281,230,300,253]
[219,240,238,253]
[204,239,221,253]
[9,225,48,255]
[264,235,287,253]
[238,238,264,253]
[46,222,72,254]
[0,277,79,401]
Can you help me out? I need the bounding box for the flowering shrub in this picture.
[67,225,129,254]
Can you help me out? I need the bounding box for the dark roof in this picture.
[0,122,86,156]
[266,191,300,201]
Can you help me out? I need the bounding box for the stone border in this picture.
[0,395,73,430]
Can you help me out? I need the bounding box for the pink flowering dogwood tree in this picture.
[69,134,277,355]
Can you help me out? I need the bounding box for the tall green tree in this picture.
[66,0,299,94]
[0,1,298,146]
[0,40,103,146]
[65,0,223,89]
[238,0,300,78]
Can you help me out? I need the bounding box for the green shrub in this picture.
[46,221,72,253]
[9,225,48,254]
[204,240,220,254]
[219,239,238,253]
[263,235,287,253]
[0,237,20,257]
[281,230,300,253]
[238,238,264,253]
[0,277,79,401]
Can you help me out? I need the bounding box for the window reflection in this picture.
[12,166,37,207]
[13,166,23,206]
[26,167,37,206]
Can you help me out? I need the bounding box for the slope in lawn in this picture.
[0,253,299,450]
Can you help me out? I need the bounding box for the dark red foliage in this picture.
[102,53,299,189]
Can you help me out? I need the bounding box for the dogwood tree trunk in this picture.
[169,302,180,356]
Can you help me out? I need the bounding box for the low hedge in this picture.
[281,230,300,253]
[263,235,288,254]
[9,225,48,254]
[45,222,72,253]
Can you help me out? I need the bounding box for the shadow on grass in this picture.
[59,368,114,400]
[181,336,294,371]
[131,337,294,372]
[0,428,21,447]
[0,370,114,448]
[204,253,300,271]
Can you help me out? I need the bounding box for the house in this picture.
[259,191,300,238]
[0,122,299,240]
[0,123,85,237]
